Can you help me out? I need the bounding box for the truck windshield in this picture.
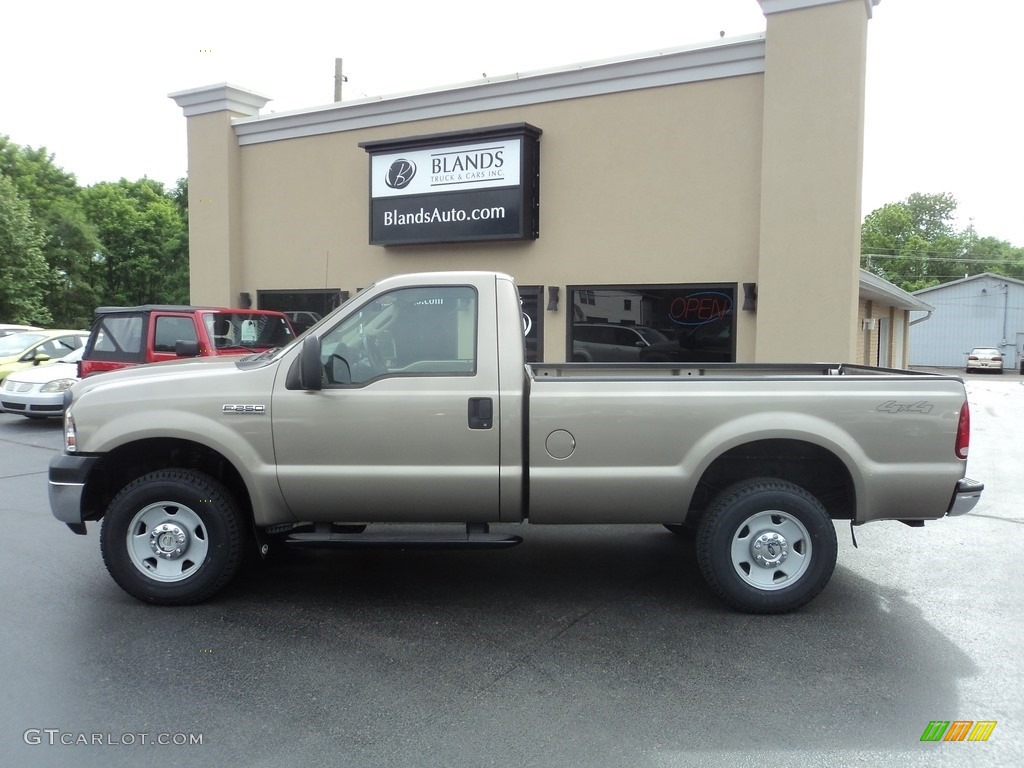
[202,313,295,351]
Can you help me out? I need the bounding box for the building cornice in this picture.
[860,269,933,311]
[759,0,879,19]
[169,83,271,118]
[228,35,765,146]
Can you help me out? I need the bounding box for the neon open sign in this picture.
[668,291,733,327]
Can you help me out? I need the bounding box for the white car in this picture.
[0,347,83,418]
[966,347,1003,374]
[0,324,42,338]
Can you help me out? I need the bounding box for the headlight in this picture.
[41,378,77,393]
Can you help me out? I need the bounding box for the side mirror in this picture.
[299,335,323,391]
[327,355,352,384]
[175,339,200,357]
[33,353,52,366]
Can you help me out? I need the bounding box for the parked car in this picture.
[283,311,323,334]
[572,322,731,363]
[966,347,1003,374]
[1,347,83,418]
[572,323,678,362]
[0,324,42,338]
[0,330,88,383]
[79,305,295,378]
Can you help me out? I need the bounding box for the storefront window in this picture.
[258,289,347,333]
[518,286,543,363]
[568,284,735,363]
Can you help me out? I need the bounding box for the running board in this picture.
[283,523,522,550]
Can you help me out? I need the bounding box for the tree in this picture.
[0,175,53,324]
[81,179,189,306]
[861,192,1023,291]
[1,136,102,327]
[2,137,190,324]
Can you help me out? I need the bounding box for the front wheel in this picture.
[100,469,245,605]
[696,478,837,614]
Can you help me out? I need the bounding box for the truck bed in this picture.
[530,362,951,379]
[525,362,968,526]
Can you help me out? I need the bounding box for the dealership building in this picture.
[171,0,908,366]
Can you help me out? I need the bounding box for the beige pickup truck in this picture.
[48,271,983,613]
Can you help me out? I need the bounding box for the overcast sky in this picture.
[2,0,1021,245]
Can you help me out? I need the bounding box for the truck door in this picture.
[149,313,200,363]
[271,283,501,522]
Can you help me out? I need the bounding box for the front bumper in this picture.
[947,477,984,516]
[0,390,65,417]
[48,454,100,534]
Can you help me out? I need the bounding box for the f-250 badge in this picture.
[222,404,266,415]
[876,400,934,414]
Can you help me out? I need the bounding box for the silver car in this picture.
[966,347,1003,374]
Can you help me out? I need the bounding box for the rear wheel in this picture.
[696,478,837,614]
[100,469,244,605]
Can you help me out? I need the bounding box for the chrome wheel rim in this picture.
[730,510,812,591]
[126,502,209,582]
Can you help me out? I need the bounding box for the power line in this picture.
[861,252,1024,265]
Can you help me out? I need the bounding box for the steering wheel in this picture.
[362,335,385,374]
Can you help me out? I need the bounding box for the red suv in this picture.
[79,305,295,378]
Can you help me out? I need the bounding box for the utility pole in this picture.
[334,59,346,102]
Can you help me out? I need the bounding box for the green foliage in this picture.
[0,175,53,324]
[81,179,189,306]
[861,192,1024,291]
[0,136,189,326]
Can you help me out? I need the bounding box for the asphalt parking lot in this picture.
[1,371,1021,768]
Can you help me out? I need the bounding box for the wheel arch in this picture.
[81,438,254,526]
[688,437,859,525]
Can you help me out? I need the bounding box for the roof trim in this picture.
[912,272,1024,296]
[169,83,271,118]
[759,0,880,20]
[228,35,766,146]
[860,269,933,311]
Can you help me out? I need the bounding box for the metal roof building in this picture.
[909,273,1024,370]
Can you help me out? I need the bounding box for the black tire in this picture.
[100,469,245,605]
[696,478,837,614]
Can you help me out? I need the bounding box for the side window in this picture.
[153,316,198,353]
[574,325,596,344]
[36,337,79,359]
[319,286,477,386]
[92,315,144,356]
[613,327,641,347]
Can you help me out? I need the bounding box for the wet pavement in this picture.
[1,373,1021,767]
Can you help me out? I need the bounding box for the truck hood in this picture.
[72,355,257,400]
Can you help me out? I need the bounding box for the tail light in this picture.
[967,355,979,361]
[955,402,970,460]
[993,356,1003,362]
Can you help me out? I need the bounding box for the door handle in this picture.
[468,397,493,430]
